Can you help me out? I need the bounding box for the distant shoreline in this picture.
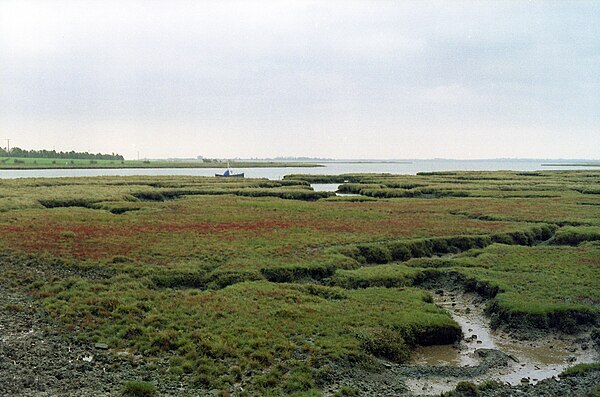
[541,163,600,167]
[0,160,324,170]
[313,161,412,164]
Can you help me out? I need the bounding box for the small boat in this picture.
[215,161,244,178]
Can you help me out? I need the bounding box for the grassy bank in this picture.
[0,170,599,395]
[330,243,599,333]
[0,156,322,169]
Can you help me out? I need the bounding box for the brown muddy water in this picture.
[407,291,598,396]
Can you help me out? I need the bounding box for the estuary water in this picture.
[0,159,597,180]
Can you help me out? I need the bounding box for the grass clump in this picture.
[560,362,600,377]
[330,264,422,289]
[357,327,410,362]
[442,381,479,396]
[121,380,157,396]
[552,226,600,245]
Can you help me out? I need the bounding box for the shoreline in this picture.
[541,163,600,167]
[0,162,324,170]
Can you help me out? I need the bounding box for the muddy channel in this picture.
[406,291,598,396]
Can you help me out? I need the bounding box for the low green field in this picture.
[0,156,321,169]
[0,170,598,395]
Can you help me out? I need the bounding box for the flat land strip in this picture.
[0,170,598,396]
[541,163,600,167]
[0,157,322,169]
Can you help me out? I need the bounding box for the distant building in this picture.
[196,156,204,162]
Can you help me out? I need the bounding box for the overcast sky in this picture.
[1,1,598,159]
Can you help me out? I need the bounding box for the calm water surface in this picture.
[0,160,597,180]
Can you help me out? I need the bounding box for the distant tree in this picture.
[1,147,124,161]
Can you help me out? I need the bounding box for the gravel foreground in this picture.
[324,355,599,397]
[0,282,202,397]
[1,262,598,397]
[472,372,600,397]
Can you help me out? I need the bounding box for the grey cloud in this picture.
[0,0,598,158]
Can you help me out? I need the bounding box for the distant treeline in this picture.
[0,147,124,161]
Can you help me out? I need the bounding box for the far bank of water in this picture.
[0,160,599,179]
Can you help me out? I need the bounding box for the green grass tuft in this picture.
[121,380,157,396]
[560,362,600,377]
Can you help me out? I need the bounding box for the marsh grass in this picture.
[551,226,600,245]
[331,243,599,332]
[560,362,600,377]
[0,171,599,394]
[121,380,157,396]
